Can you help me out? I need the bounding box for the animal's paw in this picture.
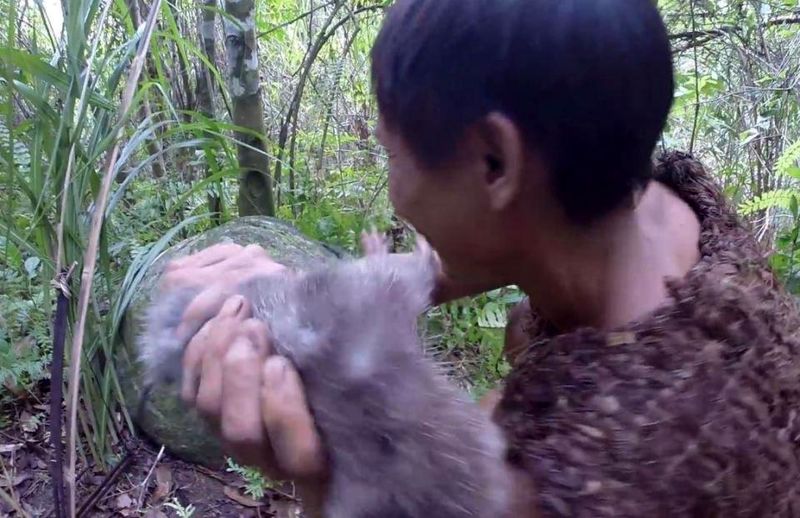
[361,228,389,256]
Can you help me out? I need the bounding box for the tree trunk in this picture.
[223,0,274,217]
[196,0,223,222]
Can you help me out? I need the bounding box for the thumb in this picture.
[261,356,326,479]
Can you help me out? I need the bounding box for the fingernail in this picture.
[220,295,245,316]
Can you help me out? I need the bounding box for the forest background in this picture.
[1,0,799,516]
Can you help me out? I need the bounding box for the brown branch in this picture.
[76,450,136,517]
[256,1,335,39]
[273,2,386,205]
[688,0,700,153]
[670,14,800,53]
[670,25,735,42]
[274,0,347,202]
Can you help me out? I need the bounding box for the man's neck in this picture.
[515,181,701,332]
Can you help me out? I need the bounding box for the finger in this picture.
[159,267,210,291]
[166,243,244,270]
[180,296,249,405]
[221,337,271,465]
[219,245,287,275]
[241,318,272,358]
[213,244,269,269]
[176,286,233,338]
[181,317,215,405]
[195,318,243,426]
[222,262,287,286]
[261,356,325,478]
[218,294,251,318]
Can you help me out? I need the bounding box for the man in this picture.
[161,0,800,515]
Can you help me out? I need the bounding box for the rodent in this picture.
[137,232,511,518]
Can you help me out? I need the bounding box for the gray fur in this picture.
[138,237,511,518]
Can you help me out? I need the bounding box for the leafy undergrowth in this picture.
[0,255,51,405]
[0,388,309,517]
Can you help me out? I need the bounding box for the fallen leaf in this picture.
[20,412,39,434]
[0,444,23,454]
[116,493,133,510]
[223,485,263,508]
[152,466,172,501]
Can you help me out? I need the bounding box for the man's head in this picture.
[371,0,674,281]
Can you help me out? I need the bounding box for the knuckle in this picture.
[242,318,268,336]
[212,243,242,253]
[223,345,252,368]
[243,244,265,255]
[223,423,263,447]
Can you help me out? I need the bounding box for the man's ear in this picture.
[479,112,525,211]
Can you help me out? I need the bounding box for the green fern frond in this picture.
[776,138,800,179]
[0,120,31,174]
[225,457,271,499]
[739,188,798,216]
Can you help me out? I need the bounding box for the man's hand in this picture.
[180,294,326,481]
[159,244,328,506]
[161,243,288,290]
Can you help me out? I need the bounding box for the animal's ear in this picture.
[380,233,438,315]
[360,227,389,256]
[412,233,437,269]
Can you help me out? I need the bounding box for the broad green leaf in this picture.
[24,256,41,278]
[0,48,114,111]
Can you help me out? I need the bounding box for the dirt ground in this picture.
[0,385,307,518]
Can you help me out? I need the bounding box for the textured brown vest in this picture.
[495,151,800,517]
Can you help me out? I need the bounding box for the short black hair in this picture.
[371,0,675,223]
